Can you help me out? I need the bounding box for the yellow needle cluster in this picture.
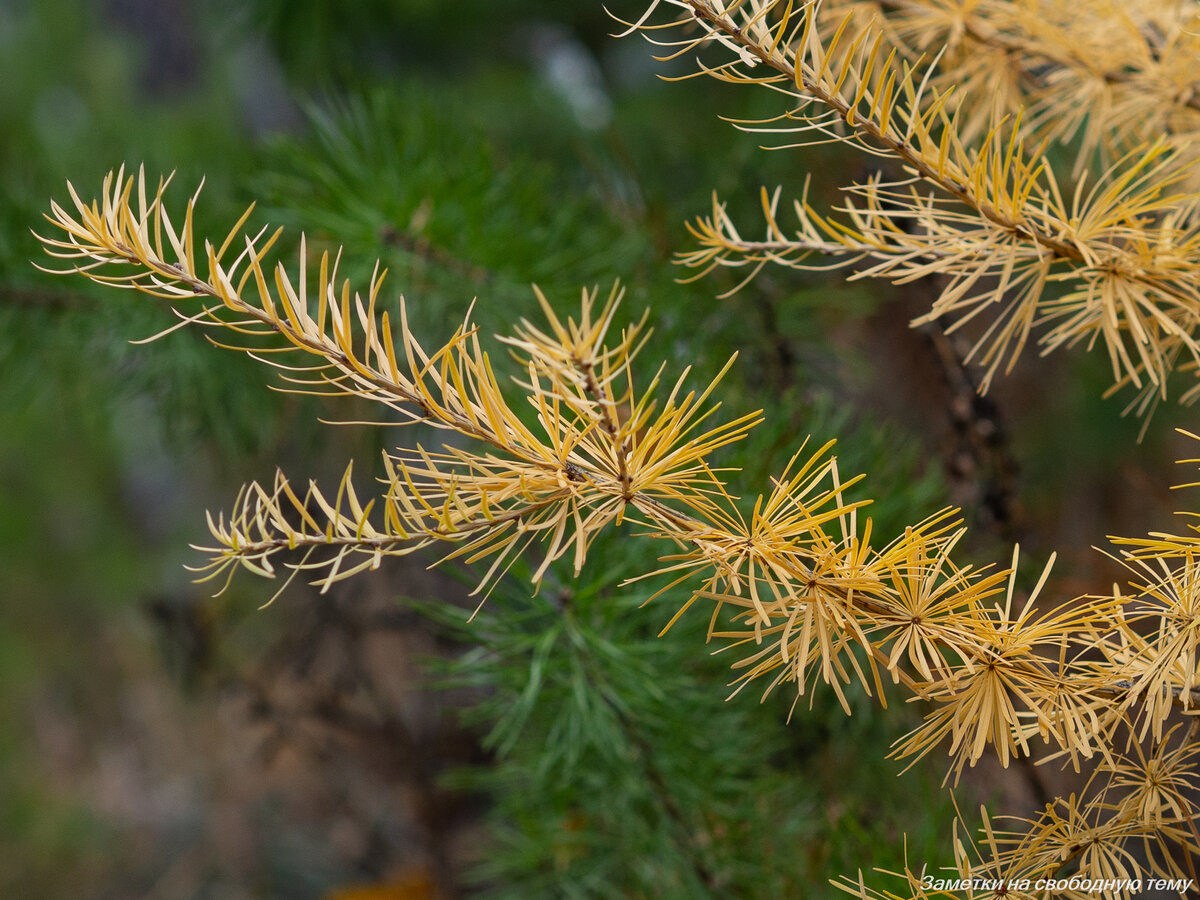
[39,162,1200,897]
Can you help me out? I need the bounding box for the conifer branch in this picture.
[619,0,1200,398]
[858,0,1200,151]
[37,167,1200,894]
[28,166,1133,765]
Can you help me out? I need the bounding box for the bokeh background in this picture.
[1,1,1193,897]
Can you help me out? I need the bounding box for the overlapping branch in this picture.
[618,0,1200,399]
[831,0,1200,160]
